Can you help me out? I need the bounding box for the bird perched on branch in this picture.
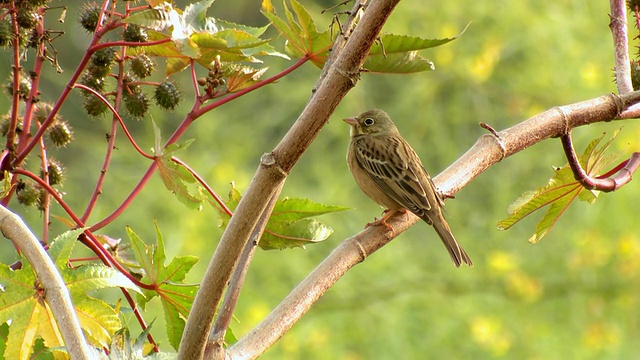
[344,109,472,267]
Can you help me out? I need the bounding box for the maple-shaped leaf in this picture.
[125,0,286,75]
[0,228,140,359]
[126,222,199,351]
[215,183,349,250]
[261,0,332,67]
[223,64,269,93]
[153,122,207,210]
[363,32,465,73]
[497,130,623,243]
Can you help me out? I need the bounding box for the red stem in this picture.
[90,56,310,231]
[171,156,232,216]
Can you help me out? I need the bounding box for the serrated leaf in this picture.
[127,223,199,351]
[261,0,331,65]
[370,33,463,56]
[497,130,624,243]
[213,183,349,250]
[271,197,350,222]
[262,218,334,250]
[153,122,205,210]
[124,4,181,33]
[0,229,142,356]
[224,65,269,92]
[363,52,435,73]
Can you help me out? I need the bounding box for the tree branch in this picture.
[610,0,633,94]
[178,0,402,358]
[227,90,640,359]
[0,207,97,359]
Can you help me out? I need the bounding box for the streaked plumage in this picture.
[344,109,472,267]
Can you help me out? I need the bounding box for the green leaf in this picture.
[153,122,206,210]
[126,1,286,75]
[0,229,141,356]
[127,222,199,350]
[363,32,464,74]
[214,183,349,250]
[363,52,435,73]
[261,0,331,65]
[497,130,623,243]
[223,65,269,93]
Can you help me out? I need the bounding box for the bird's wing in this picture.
[353,135,436,217]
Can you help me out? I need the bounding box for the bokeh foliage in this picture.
[1,0,638,358]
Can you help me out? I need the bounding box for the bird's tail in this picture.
[429,216,473,267]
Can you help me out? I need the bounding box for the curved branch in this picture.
[178,0,403,358]
[227,90,640,359]
[0,207,97,359]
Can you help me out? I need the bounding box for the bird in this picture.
[344,109,472,267]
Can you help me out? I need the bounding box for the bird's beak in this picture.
[343,117,358,126]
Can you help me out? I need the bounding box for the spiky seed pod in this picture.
[16,181,41,207]
[91,47,116,68]
[0,114,22,137]
[628,0,640,12]
[124,91,149,118]
[47,121,73,147]
[42,159,64,186]
[130,54,155,78]
[123,24,148,43]
[16,8,39,30]
[631,61,640,91]
[78,2,101,32]
[34,102,54,123]
[154,80,181,110]
[122,73,141,95]
[83,95,109,117]
[36,188,47,211]
[79,73,106,93]
[0,20,11,47]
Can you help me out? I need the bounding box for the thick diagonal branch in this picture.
[0,207,97,359]
[178,0,402,358]
[228,90,640,360]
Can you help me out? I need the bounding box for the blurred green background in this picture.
[2,0,640,359]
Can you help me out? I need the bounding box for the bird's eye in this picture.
[364,118,374,126]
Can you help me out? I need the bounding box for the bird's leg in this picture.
[366,209,403,237]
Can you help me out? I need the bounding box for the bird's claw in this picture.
[364,209,406,237]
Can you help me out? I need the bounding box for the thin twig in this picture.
[0,207,97,359]
[561,132,640,191]
[178,0,401,358]
[206,193,280,359]
[609,0,633,94]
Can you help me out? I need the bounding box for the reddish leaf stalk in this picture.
[170,156,232,216]
[561,132,639,191]
[90,57,310,232]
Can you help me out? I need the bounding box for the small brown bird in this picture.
[344,109,472,267]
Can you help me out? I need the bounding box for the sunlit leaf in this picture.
[127,222,199,350]
[497,130,623,243]
[153,122,205,210]
[214,183,349,250]
[224,65,269,92]
[0,229,140,357]
[261,0,331,65]
[364,52,435,73]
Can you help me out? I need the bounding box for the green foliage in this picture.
[261,0,331,67]
[364,31,465,73]
[497,130,623,243]
[0,229,140,358]
[153,123,207,210]
[125,0,287,75]
[125,223,199,351]
[216,183,349,250]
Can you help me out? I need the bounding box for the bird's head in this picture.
[343,109,399,137]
